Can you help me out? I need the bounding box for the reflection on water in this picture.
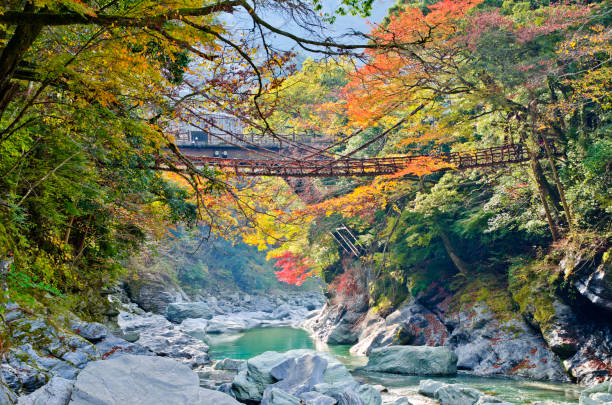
[205,326,581,404]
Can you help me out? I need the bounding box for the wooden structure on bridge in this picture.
[183,142,546,177]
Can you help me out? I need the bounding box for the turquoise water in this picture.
[354,371,581,404]
[208,327,315,360]
[206,326,581,404]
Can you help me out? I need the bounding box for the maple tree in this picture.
[341,0,607,241]
[0,0,426,310]
[272,251,313,286]
[259,0,610,296]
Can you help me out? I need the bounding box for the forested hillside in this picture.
[244,0,612,385]
[0,0,610,397]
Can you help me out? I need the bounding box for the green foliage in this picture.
[508,257,558,328]
[127,227,316,296]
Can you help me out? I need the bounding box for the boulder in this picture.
[265,354,327,397]
[17,377,74,405]
[93,334,153,360]
[357,384,382,405]
[390,398,412,405]
[434,385,488,405]
[126,272,189,314]
[231,350,377,405]
[68,354,239,405]
[214,358,247,371]
[180,318,209,342]
[418,380,446,397]
[361,346,457,376]
[299,391,338,405]
[166,302,213,323]
[70,322,107,343]
[265,388,302,405]
[329,389,366,405]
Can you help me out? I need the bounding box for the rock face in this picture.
[0,306,150,397]
[166,302,214,323]
[126,272,190,314]
[231,350,380,405]
[446,304,567,381]
[307,286,568,383]
[361,346,457,376]
[418,380,513,405]
[574,263,612,313]
[351,300,449,356]
[303,295,369,345]
[68,354,240,405]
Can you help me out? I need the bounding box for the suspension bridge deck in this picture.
[183,143,548,177]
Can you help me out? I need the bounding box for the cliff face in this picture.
[305,243,612,386]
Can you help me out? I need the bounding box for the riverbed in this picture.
[207,326,582,404]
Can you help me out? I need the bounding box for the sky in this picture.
[222,0,397,57]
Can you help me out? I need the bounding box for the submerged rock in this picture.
[361,346,457,376]
[418,380,512,405]
[68,354,239,405]
[579,381,612,405]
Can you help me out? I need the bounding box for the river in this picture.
[207,326,582,404]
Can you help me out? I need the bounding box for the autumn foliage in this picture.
[272,251,313,286]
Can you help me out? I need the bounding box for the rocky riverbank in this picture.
[302,252,612,387]
[0,281,324,404]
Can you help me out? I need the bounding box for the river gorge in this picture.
[5,285,606,405]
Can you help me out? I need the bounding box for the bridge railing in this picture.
[173,133,334,149]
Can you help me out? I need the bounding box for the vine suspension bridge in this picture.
[171,115,556,178]
[183,143,546,177]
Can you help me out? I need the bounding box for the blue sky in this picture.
[222,0,396,56]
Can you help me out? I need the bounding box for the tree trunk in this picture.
[0,4,43,115]
[541,135,573,232]
[438,228,471,275]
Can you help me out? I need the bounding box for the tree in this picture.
[342,0,608,240]
[0,0,422,310]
